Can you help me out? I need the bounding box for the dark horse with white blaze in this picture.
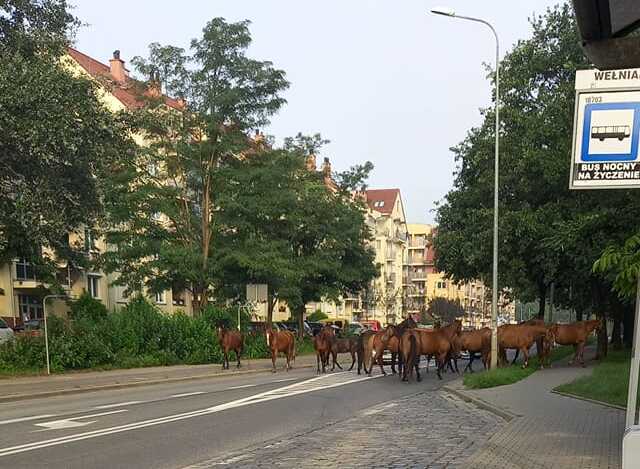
[217,326,244,370]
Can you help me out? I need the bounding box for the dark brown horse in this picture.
[313,325,335,373]
[400,327,453,381]
[549,319,601,366]
[218,326,244,370]
[330,336,358,371]
[266,328,296,372]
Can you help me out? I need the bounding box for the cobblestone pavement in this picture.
[465,411,623,469]
[184,390,504,468]
[462,347,624,469]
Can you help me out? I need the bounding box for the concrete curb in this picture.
[0,364,315,403]
[550,389,626,411]
[443,383,520,422]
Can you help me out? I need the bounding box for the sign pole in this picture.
[626,275,640,428]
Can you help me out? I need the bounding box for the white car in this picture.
[0,318,14,344]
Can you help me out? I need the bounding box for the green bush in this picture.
[307,311,328,322]
[0,297,241,374]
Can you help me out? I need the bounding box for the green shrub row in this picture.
[0,295,312,374]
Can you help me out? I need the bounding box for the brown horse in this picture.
[357,330,375,375]
[400,327,452,381]
[313,325,335,373]
[266,329,296,372]
[368,325,400,376]
[549,319,601,366]
[498,323,553,369]
[440,320,463,373]
[218,326,244,370]
[456,327,491,372]
[511,319,548,366]
[362,330,384,376]
[330,336,358,371]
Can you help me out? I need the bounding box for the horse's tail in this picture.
[407,333,417,378]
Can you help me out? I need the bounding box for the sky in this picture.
[70,0,564,223]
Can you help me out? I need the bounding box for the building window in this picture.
[155,291,166,304]
[373,200,385,208]
[18,295,43,321]
[172,288,185,306]
[15,258,35,281]
[87,275,100,298]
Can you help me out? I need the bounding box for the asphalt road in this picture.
[0,358,462,469]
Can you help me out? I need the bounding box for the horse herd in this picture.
[216,318,602,380]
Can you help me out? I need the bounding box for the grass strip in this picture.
[554,349,630,408]
[463,345,574,390]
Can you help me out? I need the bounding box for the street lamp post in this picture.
[42,294,68,375]
[431,7,500,369]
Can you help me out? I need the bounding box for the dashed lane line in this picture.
[0,415,57,426]
[93,401,143,409]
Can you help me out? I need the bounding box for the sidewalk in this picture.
[447,347,625,469]
[0,354,317,402]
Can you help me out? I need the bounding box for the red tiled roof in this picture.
[365,188,400,214]
[67,47,183,110]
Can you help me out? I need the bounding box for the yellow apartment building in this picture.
[0,48,193,328]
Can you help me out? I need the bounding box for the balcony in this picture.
[385,273,396,284]
[13,259,72,291]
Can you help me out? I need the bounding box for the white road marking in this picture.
[93,401,142,409]
[0,415,57,426]
[227,384,257,390]
[33,410,128,431]
[170,392,205,398]
[0,372,380,457]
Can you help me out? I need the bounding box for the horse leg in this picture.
[391,352,397,374]
[465,353,473,373]
[334,351,343,370]
[435,356,442,380]
[511,348,519,366]
[569,344,578,366]
[236,348,241,368]
[378,353,386,376]
[415,356,422,382]
[578,341,586,366]
[271,350,277,373]
[349,351,356,371]
[521,348,530,369]
[223,350,228,370]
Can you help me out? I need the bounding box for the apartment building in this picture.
[0,49,194,327]
[345,189,407,325]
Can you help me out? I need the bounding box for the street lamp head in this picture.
[430,6,456,17]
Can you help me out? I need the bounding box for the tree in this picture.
[434,3,640,356]
[0,0,134,280]
[427,297,464,325]
[306,311,328,322]
[0,0,77,56]
[101,18,289,310]
[213,142,378,336]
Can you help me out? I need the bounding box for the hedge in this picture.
[0,295,312,374]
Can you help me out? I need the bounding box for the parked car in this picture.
[0,318,14,344]
[360,320,382,332]
[347,322,365,336]
[12,319,41,333]
[305,321,324,336]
